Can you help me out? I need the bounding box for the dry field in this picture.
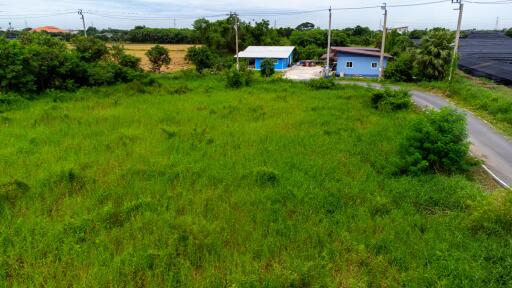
[113,44,197,72]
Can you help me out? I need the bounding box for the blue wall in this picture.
[336,52,388,77]
[254,52,293,70]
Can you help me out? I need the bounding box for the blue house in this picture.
[237,46,295,70]
[331,47,392,78]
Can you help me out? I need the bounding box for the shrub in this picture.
[260,59,275,77]
[111,44,141,70]
[308,78,335,90]
[71,36,109,63]
[145,45,171,73]
[371,88,412,111]
[185,46,216,73]
[226,68,251,88]
[400,107,475,175]
[384,51,415,82]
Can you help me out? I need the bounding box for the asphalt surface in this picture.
[338,81,512,188]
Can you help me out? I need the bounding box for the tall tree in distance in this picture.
[296,22,316,31]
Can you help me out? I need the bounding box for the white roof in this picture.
[237,46,295,59]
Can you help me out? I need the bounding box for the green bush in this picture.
[260,59,275,77]
[400,107,475,175]
[384,51,415,82]
[226,68,252,88]
[308,78,335,90]
[371,88,412,111]
[185,46,217,73]
[71,36,109,63]
[145,45,171,73]
[0,34,142,94]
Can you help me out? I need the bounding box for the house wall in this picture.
[336,52,388,77]
[254,52,293,70]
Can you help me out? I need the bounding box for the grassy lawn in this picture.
[1,73,511,286]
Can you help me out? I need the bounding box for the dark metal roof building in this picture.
[459,32,512,86]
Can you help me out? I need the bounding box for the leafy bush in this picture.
[185,46,217,73]
[0,34,142,94]
[371,88,412,111]
[226,68,252,88]
[71,36,109,63]
[308,78,335,90]
[384,51,415,82]
[111,44,141,70]
[145,45,171,73]
[260,59,275,77]
[400,107,475,175]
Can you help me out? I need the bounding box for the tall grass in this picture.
[0,73,510,286]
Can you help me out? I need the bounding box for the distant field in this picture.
[115,44,197,72]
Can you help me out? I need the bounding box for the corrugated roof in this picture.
[237,46,295,59]
[331,47,392,58]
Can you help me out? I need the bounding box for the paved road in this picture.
[338,81,512,188]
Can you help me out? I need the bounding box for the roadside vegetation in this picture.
[0,73,510,286]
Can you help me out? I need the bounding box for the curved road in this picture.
[338,81,512,188]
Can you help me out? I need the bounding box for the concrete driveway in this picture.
[338,81,512,189]
[284,66,323,80]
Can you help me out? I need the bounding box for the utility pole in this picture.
[78,9,87,37]
[274,19,277,29]
[325,6,332,77]
[231,12,240,71]
[378,3,387,81]
[448,0,464,82]
[495,16,499,31]
[174,18,177,29]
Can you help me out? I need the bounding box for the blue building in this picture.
[331,47,392,78]
[237,46,295,70]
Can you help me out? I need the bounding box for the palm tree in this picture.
[414,29,454,81]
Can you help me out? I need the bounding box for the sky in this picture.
[0,0,510,31]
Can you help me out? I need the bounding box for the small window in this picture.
[371,62,378,69]
[346,61,353,68]
[272,59,279,65]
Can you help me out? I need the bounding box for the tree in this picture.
[260,59,275,77]
[414,29,453,81]
[185,46,216,73]
[296,22,315,31]
[145,45,171,73]
[296,44,324,60]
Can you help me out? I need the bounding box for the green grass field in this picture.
[1,73,511,287]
